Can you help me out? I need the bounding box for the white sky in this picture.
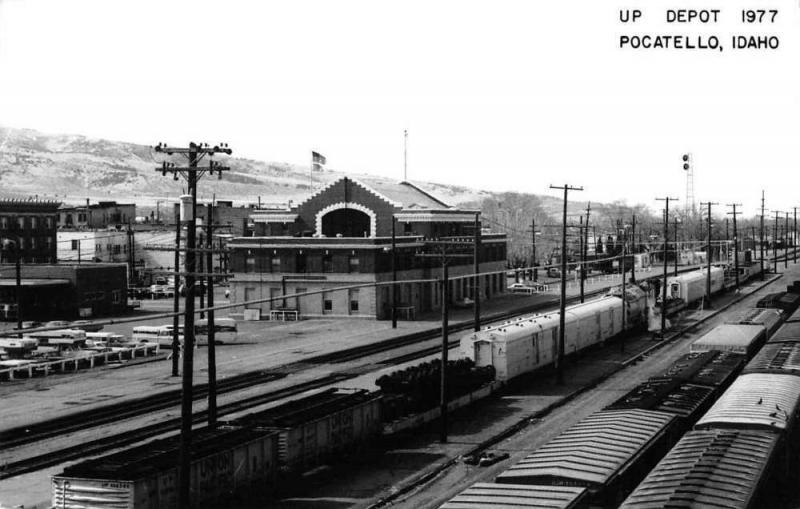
[0,0,798,215]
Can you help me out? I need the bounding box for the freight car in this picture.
[222,387,382,472]
[52,427,279,509]
[666,266,724,307]
[494,409,678,507]
[440,483,589,509]
[728,307,784,337]
[620,430,780,509]
[689,323,766,357]
[461,286,647,381]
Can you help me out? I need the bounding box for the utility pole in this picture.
[794,207,798,264]
[473,212,481,332]
[206,204,217,428]
[198,224,205,320]
[700,201,717,306]
[673,217,679,277]
[579,216,585,302]
[725,217,730,265]
[551,184,583,384]
[529,218,538,282]
[584,203,591,287]
[785,212,790,269]
[154,141,231,509]
[727,204,742,291]
[656,197,678,337]
[773,211,781,274]
[630,214,636,284]
[415,240,471,443]
[760,191,766,279]
[127,220,135,285]
[391,217,397,328]
[172,203,181,377]
[621,221,628,353]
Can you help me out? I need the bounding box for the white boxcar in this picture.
[461,290,646,382]
[52,427,279,509]
[667,267,724,305]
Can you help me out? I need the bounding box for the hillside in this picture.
[0,127,491,207]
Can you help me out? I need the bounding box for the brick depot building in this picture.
[228,177,507,319]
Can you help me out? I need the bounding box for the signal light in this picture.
[682,154,691,171]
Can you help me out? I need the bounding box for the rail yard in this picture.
[0,253,798,508]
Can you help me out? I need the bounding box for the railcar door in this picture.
[475,340,492,367]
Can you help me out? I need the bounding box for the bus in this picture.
[195,318,238,344]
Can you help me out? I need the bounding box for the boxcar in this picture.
[743,342,800,377]
[768,320,800,344]
[607,378,716,428]
[689,323,766,358]
[461,292,645,382]
[728,307,784,337]
[495,409,677,506]
[620,430,779,509]
[694,373,800,433]
[224,388,382,472]
[52,427,279,509]
[687,351,746,389]
[441,483,589,509]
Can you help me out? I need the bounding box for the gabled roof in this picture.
[294,176,453,211]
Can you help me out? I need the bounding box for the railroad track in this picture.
[0,370,287,450]
[0,373,356,480]
[0,267,702,479]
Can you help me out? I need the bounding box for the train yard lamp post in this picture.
[416,240,472,443]
[656,197,678,337]
[551,184,583,384]
[154,141,231,509]
[1,239,22,334]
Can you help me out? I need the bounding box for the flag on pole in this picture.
[311,151,326,172]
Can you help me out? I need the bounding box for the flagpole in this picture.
[403,129,408,181]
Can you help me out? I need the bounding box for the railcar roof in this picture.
[620,430,778,509]
[441,483,588,509]
[496,409,675,487]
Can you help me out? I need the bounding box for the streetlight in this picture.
[1,239,22,334]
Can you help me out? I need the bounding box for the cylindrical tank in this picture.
[179,194,193,222]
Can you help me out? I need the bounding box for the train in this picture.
[442,281,800,508]
[460,264,760,383]
[52,388,382,509]
[621,304,800,508]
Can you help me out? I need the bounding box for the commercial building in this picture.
[228,177,507,320]
[0,198,60,263]
[57,230,130,264]
[0,263,128,320]
[57,201,135,229]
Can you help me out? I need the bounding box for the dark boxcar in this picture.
[620,430,779,509]
[495,409,677,507]
[743,342,800,377]
[224,388,382,472]
[52,427,279,509]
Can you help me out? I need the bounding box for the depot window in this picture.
[348,255,360,273]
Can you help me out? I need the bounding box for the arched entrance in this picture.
[321,208,371,237]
